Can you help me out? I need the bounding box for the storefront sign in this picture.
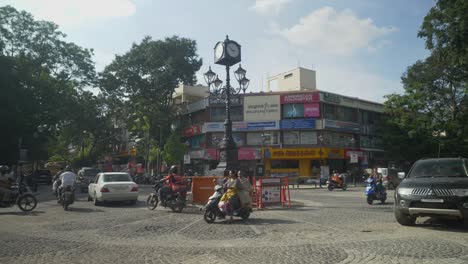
[304,103,320,117]
[183,124,202,137]
[244,95,281,121]
[280,93,320,104]
[323,119,360,133]
[322,92,342,104]
[350,153,358,163]
[204,148,219,160]
[280,119,315,129]
[345,150,364,158]
[327,148,345,159]
[208,96,241,106]
[203,121,279,133]
[183,154,191,164]
[238,148,261,160]
[269,148,323,159]
[189,150,205,159]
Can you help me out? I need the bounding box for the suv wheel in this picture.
[394,207,416,226]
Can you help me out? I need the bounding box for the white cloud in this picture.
[5,0,136,27]
[250,0,291,15]
[277,6,398,55]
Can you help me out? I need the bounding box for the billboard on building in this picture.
[244,95,280,121]
[238,148,261,160]
[280,119,316,129]
[280,93,320,104]
[203,121,279,133]
[323,119,360,133]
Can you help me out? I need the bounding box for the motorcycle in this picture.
[0,179,37,212]
[203,184,251,223]
[326,174,347,191]
[365,177,387,205]
[60,185,74,211]
[146,180,187,213]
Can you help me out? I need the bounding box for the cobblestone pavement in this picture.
[1,185,468,264]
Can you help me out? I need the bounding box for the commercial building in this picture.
[175,67,384,178]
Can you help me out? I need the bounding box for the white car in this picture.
[88,172,139,205]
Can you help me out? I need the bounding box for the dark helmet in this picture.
[65,165,73,172]
[169,165,177,174]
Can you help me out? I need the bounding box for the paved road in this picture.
[1,185,468,264]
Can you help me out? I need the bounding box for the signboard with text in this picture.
[280,119,316,129]
[323,119,360,133]
[183,124,202,137]
[244,95,281,121]
[280,93,320,104]
[203,121,279,133]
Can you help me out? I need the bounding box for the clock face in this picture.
[226,42,240,58]
[215,42,224,60]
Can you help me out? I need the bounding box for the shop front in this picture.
[263,147,345,177]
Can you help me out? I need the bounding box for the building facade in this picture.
[176,68,385,178]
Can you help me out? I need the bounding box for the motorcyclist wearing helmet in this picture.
[159,165,182,204]
[0,166,13,204]
[57,165,76,202]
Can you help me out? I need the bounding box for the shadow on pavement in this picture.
[418,218,468,232]
[98,201,147,209]
[0,210,46,216]
[213,217,296,225]
[67,207,105,213]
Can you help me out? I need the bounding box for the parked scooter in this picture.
[0,179,37,212]
[326,173,347,191]
[365,177,387,204]
[203,184,251,223]
[146,180,187,213]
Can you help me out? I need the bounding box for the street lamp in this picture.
[203,35,249,172]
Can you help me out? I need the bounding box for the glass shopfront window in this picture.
[211,107,243,122]
[246,131,279,146]
[271,160,299,169]
[323,103,358,123]
[322,131,355,147]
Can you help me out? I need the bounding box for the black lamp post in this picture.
[204,35,250,172]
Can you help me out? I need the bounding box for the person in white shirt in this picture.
[58,165,76,202]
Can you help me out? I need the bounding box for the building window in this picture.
[283,131,317,145]
[284,73,293,79]
[211,107,242,121]
[246,131,279,146]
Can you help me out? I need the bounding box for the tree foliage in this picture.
[162,132,187,167]
[383,0,468,161]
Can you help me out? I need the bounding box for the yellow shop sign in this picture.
[268,148,325,159]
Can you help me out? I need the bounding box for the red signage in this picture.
[280,92,320,104]
[183,125,202,137]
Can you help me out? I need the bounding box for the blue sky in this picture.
[2,0,435,102]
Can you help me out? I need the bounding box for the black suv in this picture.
[394,158,468,226]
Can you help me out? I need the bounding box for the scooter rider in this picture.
[159,165,181,203]
[57,165,76,203]
[52,167,64,197]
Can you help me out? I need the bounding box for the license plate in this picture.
[421,199,444,203]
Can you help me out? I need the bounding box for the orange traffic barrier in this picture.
[190,176,221,204]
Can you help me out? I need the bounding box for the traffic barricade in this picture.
[190,176,221,204]
[252,177,291,209]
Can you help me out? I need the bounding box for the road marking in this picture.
[175,217,202,234]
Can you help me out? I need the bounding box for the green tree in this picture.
[100,35,202,164]
[162,132,187,167]
[383,0,468,161]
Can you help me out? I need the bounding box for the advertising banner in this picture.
[283,104,304,118]
[304,103,320,117]
[238,148,261,160]
[183,124,202,137]
[189,150,204,159]
[244,95,280,121]
[280,92,320,104]
[183,154,191,164]
[323,119,360,133]
[204,148,219,160]
[350,153,358,163]
[203,121,279,132]
[280,119,316,129]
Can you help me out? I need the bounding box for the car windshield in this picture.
[103,174,132,182]
[409,159,468,178]
[84,169,101,177]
